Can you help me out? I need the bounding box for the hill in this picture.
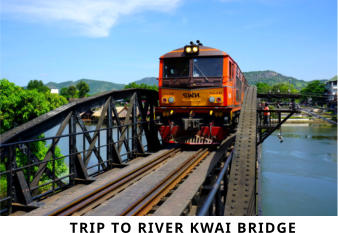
[243,70,307,89]
[46,79,125,95]
[134,77,157,86]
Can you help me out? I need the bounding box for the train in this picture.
[155,41,249,145]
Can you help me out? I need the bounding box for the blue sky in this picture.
[1,0,337,86]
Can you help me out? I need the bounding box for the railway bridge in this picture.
[0,87,302,216]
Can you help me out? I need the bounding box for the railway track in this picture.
[46,148,181,216]
[120,148,210,216]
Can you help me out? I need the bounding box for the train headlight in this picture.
[162,98,167,103]
[209,96,215,103]
[168,97,175,103]
[184,45,199,54]
[216,97,222,103]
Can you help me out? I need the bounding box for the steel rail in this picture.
[120,148,210,216]
[46,148,180,216]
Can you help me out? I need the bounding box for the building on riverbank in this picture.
[326,75,337,103]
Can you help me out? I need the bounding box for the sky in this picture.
[0,0,337,86]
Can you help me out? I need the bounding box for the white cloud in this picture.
[2,0,181,37]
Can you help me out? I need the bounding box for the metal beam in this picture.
[75,114,107,170]
[111,99,130,155]
[118,93,136,154]
[84,97,111,166]
[30,112,72,190]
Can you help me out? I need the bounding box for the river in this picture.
[261,124,337,216]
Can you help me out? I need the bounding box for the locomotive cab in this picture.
[162,56,223,89]
[156,42,248,144]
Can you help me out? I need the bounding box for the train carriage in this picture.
[156,41,248,144]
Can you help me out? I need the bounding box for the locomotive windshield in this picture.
[193,57,223,77]
[163,58,189,78]
[163,57,223,78]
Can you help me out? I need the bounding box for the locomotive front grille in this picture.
[182,118,202,130]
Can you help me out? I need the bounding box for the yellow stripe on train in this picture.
[161,88,224,106]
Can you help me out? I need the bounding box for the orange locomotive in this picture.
[156,41,248,144]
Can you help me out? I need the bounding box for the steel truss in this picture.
[0,89,161,215]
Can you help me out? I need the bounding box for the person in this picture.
[263,103,270,125]
[277,101,281,109]
[259,101,265,111]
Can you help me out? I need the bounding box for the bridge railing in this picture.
[0,89,161,215]
[256,94,301,144]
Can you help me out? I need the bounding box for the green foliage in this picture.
[67,85,78,98]
[124,82,158,91]
[301,80,326,95]
[60,87,70,99]
[256,82,271,94]
[27,80,50,93]
[76,81,90,98]
[59,81,90,99]
[15,135,68,190]
[0,136,68,197]
[0,162,6,197]
[271,83,299,94]
[300,80,326,102]
[0,79,68,134]
[60,85,78,99]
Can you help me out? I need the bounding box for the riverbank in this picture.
[280,111,337,125]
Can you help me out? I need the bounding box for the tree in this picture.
[60,87,70,99]
[0,79,68,133]
[67,85,78,98]
[27,80,50,93]
[124,82,158,91]
[76,81,90,98]
[271,83,298,94]
[301,80,326,103]
[256,82,271,94]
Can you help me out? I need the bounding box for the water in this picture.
[261,124,337,216]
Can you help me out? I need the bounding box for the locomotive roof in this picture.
[160,46,228,59]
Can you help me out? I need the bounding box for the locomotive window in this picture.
[193,57,223,78]
[163,58,189,78]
